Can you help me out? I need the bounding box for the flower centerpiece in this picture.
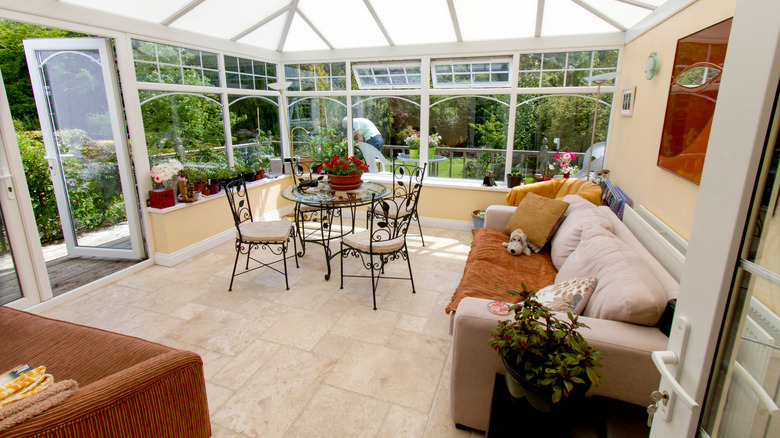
[321,156,369,189]
[150,159,183,189]
[404,131,442,158]
[549,150,579,177]
[489,287,602,412]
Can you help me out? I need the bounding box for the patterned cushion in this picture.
[534,276,597,315]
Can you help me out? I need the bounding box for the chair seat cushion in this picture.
[238,220,291,243]
[342,230,405,253]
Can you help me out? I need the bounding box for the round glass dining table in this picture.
[281,180,390,280]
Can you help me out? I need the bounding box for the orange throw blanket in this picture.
[446,227,558,313]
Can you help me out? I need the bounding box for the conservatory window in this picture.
[352,62,422,89]
[224,56,277,91]
[431,58,511,88]
[518,50,619,88]
[131,39,220,87]
[229,95,283,166]
[284,63,347,91]
[288,96,347,160]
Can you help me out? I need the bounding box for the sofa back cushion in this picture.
[550,205,615,269]
[555,226,668,326]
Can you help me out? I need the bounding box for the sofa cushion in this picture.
[534,276,596,315]
[446,227,558,313]
[555,227,667,326]
[561,194,597,216]
[504,193,569,252]
[550,206,615,269]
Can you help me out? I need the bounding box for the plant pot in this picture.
[523,176,535,185]
[255,169,265,180]
[506,174,524,188]
[409,149,419,158]
[193,182,206,194]
[428,148,435,158]
[327,173,363,190]
[208,182,220,194]
[472,210,485,228]
[502,355,590,414]
[242,172,255,182]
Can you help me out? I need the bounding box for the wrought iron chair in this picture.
[224,178,298,291]
[339,174,423,310]
[366,163,427,246]
[290,160,340,257]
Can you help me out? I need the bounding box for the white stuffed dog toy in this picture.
[502,229,531,256]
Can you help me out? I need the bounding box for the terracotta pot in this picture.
[208,182,220,194]
[193,182,206,193]
[327,173,362,189]
[255,169,265,180]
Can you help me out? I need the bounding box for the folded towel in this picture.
[0,380,78,432]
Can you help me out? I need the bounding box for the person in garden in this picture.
[343,117,383,151]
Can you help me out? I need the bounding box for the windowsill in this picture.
[146,175,293,214]
[362,172,511,192]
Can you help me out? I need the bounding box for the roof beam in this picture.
[162,0,206,26]
[572,0,628,32]
[446,0,463,42]
[617,0,658,10]
[231,4,290,42]
[296,8,333,50]
[535,0,545,37]
[278,0,299,52]
[364,0,394,46]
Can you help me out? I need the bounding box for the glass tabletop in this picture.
[396,153,446,162]
[281,180,390,206]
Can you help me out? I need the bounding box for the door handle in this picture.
[732,361,779,416]
[0,168,15,200]
[651,350,701,410]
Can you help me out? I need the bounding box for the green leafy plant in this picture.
[489,286,603,403]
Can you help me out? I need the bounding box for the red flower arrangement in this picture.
[321,156,369,176]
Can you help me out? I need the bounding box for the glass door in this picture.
[0,68,49,307]
[23,38,144,260]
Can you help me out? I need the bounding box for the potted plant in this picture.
[506,169,524,188]
[471,209,486,228]
[549,150,580,178]
[321,155,368,189]
[206,168,221,194]
[253,157,270,180]
[489,287,602,413]
[403,129,441,159]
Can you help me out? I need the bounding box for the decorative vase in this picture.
[563,172,570,179]
[327,173,362,190]
[409,149,419,158]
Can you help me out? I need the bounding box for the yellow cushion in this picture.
[504,193,569,252]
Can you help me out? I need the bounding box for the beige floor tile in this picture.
[284,385,390,437]
[378,404,429,438]
[326,342,443,412]
[170,302,209,320]
[205,382,234,415]
[210,346,335,437]
[165,307,276,356]
[131,282,211,315]
[157,338,233,381]
[328,306,399,344]
[260,308,339,351]
[385,330,452,361]
[209,423,249,438]
[210,339,281,390]
[312,333,354,359]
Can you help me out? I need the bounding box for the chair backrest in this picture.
[369,178,424,245]
[357,142,391,173]
[391,162,426,199]
[291,159,325,186]
[224,178,253,233]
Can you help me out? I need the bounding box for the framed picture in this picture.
[620,86,635,116]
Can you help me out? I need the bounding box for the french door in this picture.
[649,0,780,436]
[23,38,143,259]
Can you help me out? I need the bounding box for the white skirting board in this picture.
[342,208,474,231]
[153,204,295,267]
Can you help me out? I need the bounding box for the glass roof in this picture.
[60,0,677,54]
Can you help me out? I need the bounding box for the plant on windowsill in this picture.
[489,286,603,413]
[549,150,580,178]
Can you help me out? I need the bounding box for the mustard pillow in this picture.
[504,193,569,252]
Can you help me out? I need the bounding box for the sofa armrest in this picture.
[484,205,516,231]
[2,350,210,438]
[450,297,670,431]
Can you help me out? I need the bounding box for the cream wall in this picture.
[148,177,293,254]
[417,185,508,223]
[607,0,736,241]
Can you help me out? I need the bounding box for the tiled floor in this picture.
[39,226,482,437]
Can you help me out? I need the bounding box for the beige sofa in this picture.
[449,196,678,431]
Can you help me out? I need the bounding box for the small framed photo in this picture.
[621,86,636,116]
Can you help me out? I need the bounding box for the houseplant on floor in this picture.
[489,287,602,414]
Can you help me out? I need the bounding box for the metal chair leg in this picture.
[282,241,290,290]
[405,244,416,294]
[415,211,425,246]
[229,241,241,292]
